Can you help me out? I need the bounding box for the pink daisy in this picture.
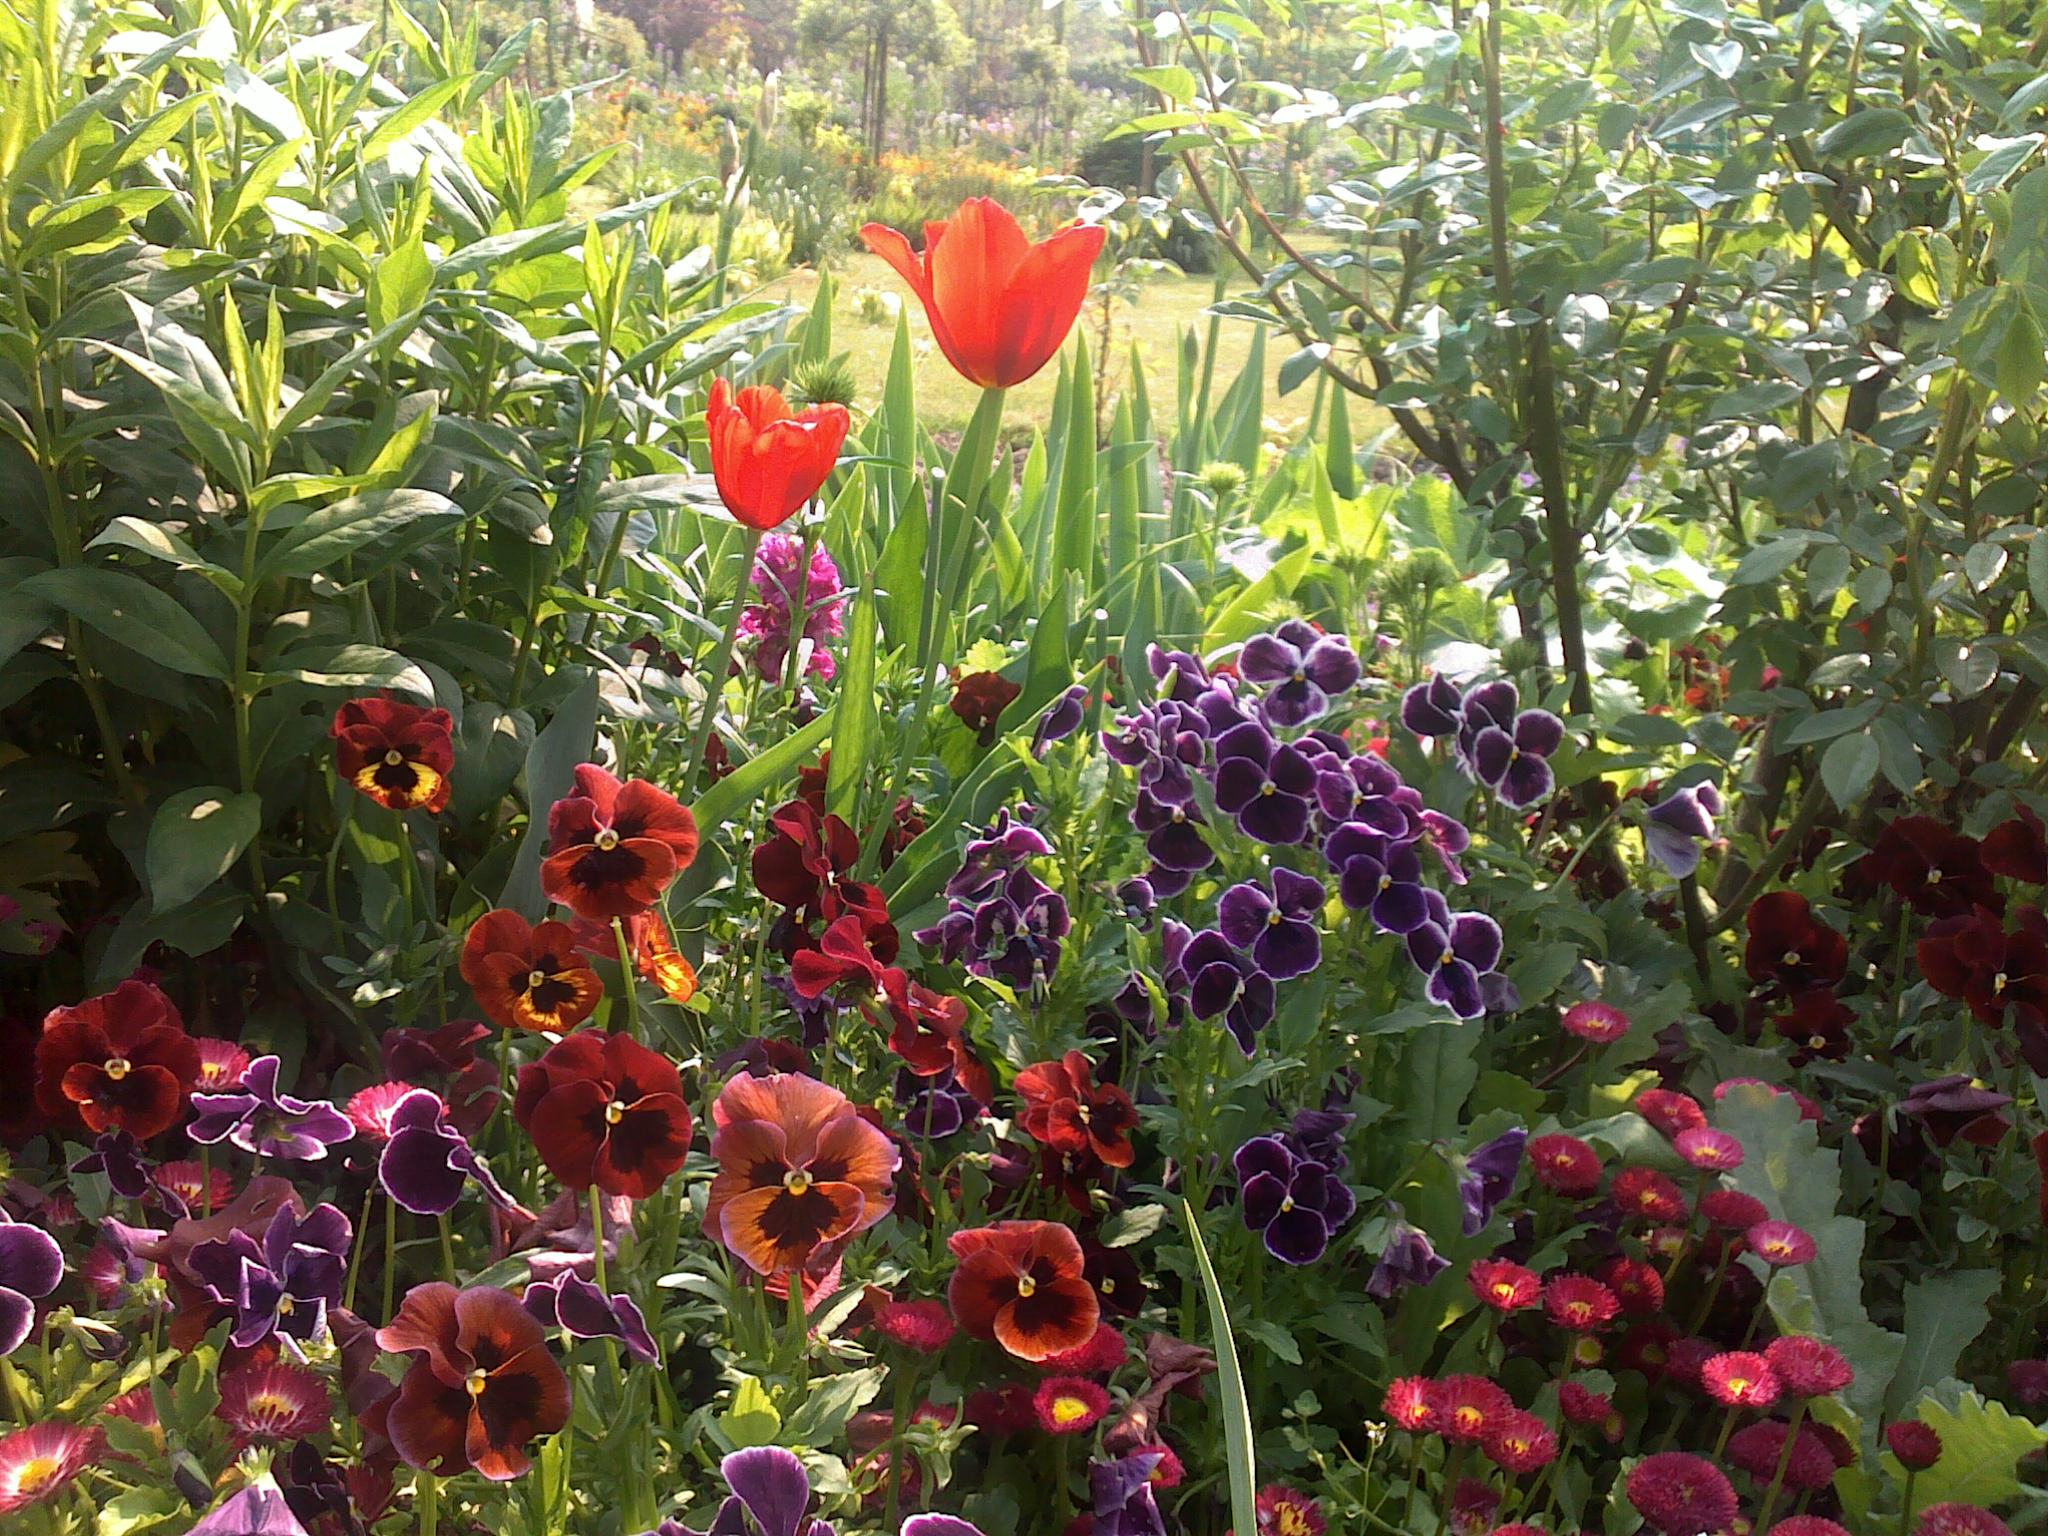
[1699,1350,1781,1409]
[1031,1377,1110,1435]
[872,1298,958,1353]
[1625,1452,1737,1536]
[194,1038,252,1090]
[1747,1220,1818,1267]
[1765,1335,1853,1397]
[1562,1001,1631,1043]
[0,1422,103,1516]
[217,1362,331,1445]
[1674,1126,1745,1170]
[1257,1485,1327,1536]
[344,1081,420,1141]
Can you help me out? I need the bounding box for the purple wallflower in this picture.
[1234,1135,1356,1264]
[1365,1215,1450,1297]
[1645,782,1723,878]
[1326,825,1430,933]
[1217,868,1325,979]
[0,1211,62,1356]
[188,1055,355,1162]
[188,1200,350,1350]
[738,533,845,682]
[1177,929,1277,1053]
[1457,1127,1527,1235]
[378,1088,518,1215]
[1033,683,1090,756]
[643,1446,838,1536]
[1093,1452,1168,1536]
[1405,907,1505,1019]
[1240,620,1362,727]
[525,1270,658,1363]
[1213,720,1318,844]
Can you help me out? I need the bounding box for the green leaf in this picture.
[1887,1385,2048,1515]
[145,787,260,911]
[258,490,464,582]
[87,517,243,599]
[1184,1201,1258,1536]
[718,1375,781,1448]
[1098,1203,1167,1247]
[777,1364,884,1446]
[501,670,600,914]
[19,567,229,680]
[1821,730,1880,808]
[825,580,878,825]
[1886,1270,1998,1418]
[1815,107,1914,160]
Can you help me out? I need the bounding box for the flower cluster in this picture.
[1400,675,1564,808]
[914,807,1070,988]
[739,531,847,682]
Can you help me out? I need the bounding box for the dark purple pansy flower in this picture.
[72,1129,155,1205]
[1213,720,1318,845]
[1234,1135,1356,1264]
[186,1482,310,1536]
[1105,700,1209,808]
[1326,824,1430,933]
[1146,643,1213,704]
[1093,1452,1167,1536]
[1317,753,1419,838]
[1401,675,1464,738]
[1405,909,1505,1019]
[188,1055,355,1162]
[901,1070,981,1138]
[1033,683,1090,756]
[1457,1126,1527,1235]
[1240,621,1362,728]
[1419,809,1471,884]
[1645,782,1724,878]
[1365,1215,1450,1297]
[1178,928,1277,1053]
[944,807,1055,903]
[0,1211,63,1356]
[525,1270,658,1363]
[1132,791,1214,874]
[188,1200,351,1351]
[378,1088,518,1216]
[641,1446,839,1536]
[1217,868,1325,979]
[1470,706,1565,808]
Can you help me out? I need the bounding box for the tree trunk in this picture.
[870,18,890,163]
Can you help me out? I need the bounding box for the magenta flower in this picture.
[738,533,845,682]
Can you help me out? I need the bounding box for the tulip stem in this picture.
[683,526,764,787]
[780,509,821,710]
[611,916,640,1035]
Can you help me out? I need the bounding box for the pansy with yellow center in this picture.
[331,695,455,813]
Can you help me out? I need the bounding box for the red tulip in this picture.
[705,378,850,531]
[861,197,1106,388]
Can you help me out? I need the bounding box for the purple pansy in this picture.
[1645,781,1724,878]
[901,1070,981,1138]
[642,1446,838,1536]
[918,812,1071,987]
[1400,675,1465,738]
[1132,790,1214,875]
[1176,928,1277,1053]
[1240,620,1362,728]
[1033,683,1090,755]
[188,1200,351,1351]
[0,1211,63,1356]
[525,1270,658,1363]
[188,1055,355,1162]
[186,1482,311,1536]
[1404,906,1505,1019]
[1093,1452,1168,1536]
[1365,1214,1450,1297]
[1213,720,1319,845]
[1457,1126,1527,1235]
[1418,808,1472,884]
[1105,697,1211,809]
[1234,1134,1356,1264]
[1217,868,1325,979]
[71,1129,155,1205]
[1469,706,1565,808]
[1326,824,1431,933]
[378,1088,519,1216]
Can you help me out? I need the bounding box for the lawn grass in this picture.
[757,251,1334,438]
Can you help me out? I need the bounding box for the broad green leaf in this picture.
[145,787,260,911]
[1886,1270,1998,1418]
[1821,730,1880,807]
[258,489,464,582]
[19,567,229,680]
[1887,1385,2048,1515]
[501,669,601,914]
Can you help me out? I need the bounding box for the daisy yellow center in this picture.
[104,1057,132,1080]
[466,1369,489,1397]
[1454,1407,1483,1431]
[251,1391,297,1419]
[783,1169,812,1195]
[383,749,405,766]
[605,1100,627,1124]
[595,828,620,851]
[1051,1395,1093,1426]
[1273,1509,1313,1536]
[14,1456,63,1496]
[1727,1374,1753,1395]
[1015,1274,1037,1298]
[1491,1282,1516,1301]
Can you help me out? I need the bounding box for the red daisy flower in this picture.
[461,909,604,1034]
[1032,1376,1111,1434]
[1255,1486,1327,1536]
[1467,1259,1541,1313]
[376,1282,572,1482]
[344,1082,419,1142]
[540,764,699,921]
[1431,1375,1513,1444]
[1138,1442,1185,1487]
[1728,1420,1839,1491]
[872,1298,957,1352]
[1918,1506,2014,1536]
[1674,1126,1744,1171]
[1596,1256,1665,1315]
[332,695,455,813]
[153,1158,235,1212]
[34,980,200,1139]
[1770,1519,1853,1536]
[1542,1275,1619,1332]
[1612,1167,1689,1224]
[0,1422,102,1516]
[1747,1220,1817,1268]
[1626,1452,1737,1536]
[514,1031,694,1199]
[704,1071,898,1276]
[1528,1134,1602,1196]
[1764,1334,1853,1396]
[194,1037,251,1090]
[1700,1189,1768,1230]
[1744,891,1848,990]
[1483,1410,1557,1473]
[1885,1420,1942,1470]
[1015,1052,1140,1168]
[1562,1000,1631,1042]
[1699,1350,1780,1409]
[1039,1322,1129,1376]
[1635,1088,1706,1138]
[1558,1380,1619,1440]
[1384,1376,1438,1431]
[947,1220,1100,1362]
[217,1361,331,1444]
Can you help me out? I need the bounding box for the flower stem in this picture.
[437,1212,456,1284]
[682,525,765,786]
[1755,1399,1808,1532]
[382,1192,398,1324]
[345,1186,376,1315]
[612,916,640,1035]
[418,1470,438,1536]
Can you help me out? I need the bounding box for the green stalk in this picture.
[1755,1400,1808,1532]
[612,916,641,1035]
[682,526,766,785]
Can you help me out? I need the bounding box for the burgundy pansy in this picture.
[751,800,890,932]
[1742,891,1847,991]
[34,980,200,1140]
[540,764,699,922]
[1985,806,2048,884]
[514,1032,694,1199]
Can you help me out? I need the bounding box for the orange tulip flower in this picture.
[861,197,1106,389]
[705,378,851,531]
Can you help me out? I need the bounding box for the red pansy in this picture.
[570,910,701,1005]
[1743,891,1848,990]
[331,696,455,813]
[540,764,699,922]
[35,980,200,1139]
[950,670,1023,747]
[1919,904,2048,1030]
[790,913,904,1001]
[376,1283,570,1481]
[1014,1052,1139,1168]
[885,980,993,1104]
[1984,806,2048,883]
[947,1219,1101,1362]
[459,910,602,1034]
[1855,816,2000,918]
[514,1032,694,1199]
[1775,987,1854,1065]
[751,800,891,932]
